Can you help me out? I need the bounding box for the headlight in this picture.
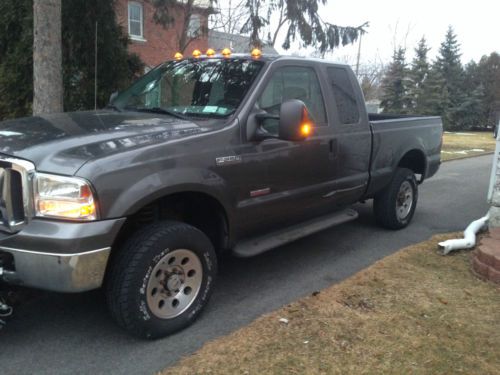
[34,173,98,221]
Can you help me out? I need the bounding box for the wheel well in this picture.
[398,149,426,177]
[113,192,229,254]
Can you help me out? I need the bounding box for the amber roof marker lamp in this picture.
[192,49,202,58]
[221,48,232,58]
[206,48,215,57]
[174,52,183,60]
[251,48,262,58]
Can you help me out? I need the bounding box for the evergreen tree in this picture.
[239,0,368,53]
[0,0,33,119]
[476,52,500,126]
[420,64,449,117]
[461,61,488,127]
[0,0,143,120]
[455,84,486,128]
[380,48,411,114]
[62,0,143,111]
[435,26,465,129]
[407,37,430,114]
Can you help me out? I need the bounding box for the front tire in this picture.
[373,168,418,230]
[106,221,217,339]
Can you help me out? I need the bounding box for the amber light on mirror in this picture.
[300,123,312,137]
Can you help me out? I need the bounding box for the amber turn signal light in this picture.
[300,123,312,137]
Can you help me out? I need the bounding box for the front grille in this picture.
[0,158,35,233]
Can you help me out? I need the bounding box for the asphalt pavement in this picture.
[0,155,493,375]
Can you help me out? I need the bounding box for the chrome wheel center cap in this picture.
[166,274,182,291]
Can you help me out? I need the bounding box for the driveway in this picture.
[0,155,493,375]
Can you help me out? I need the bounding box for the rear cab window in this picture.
[327,67,360,125]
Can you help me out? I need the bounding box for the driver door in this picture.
[240,63,338,232]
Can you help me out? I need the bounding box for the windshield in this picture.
[112,58,264,118]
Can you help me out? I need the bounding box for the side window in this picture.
[327,67,360,125]
[257,66,327,135]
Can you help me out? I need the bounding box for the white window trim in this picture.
[128,2,146,41]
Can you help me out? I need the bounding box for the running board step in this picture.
[232,208,358,257]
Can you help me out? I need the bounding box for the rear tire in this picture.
[373,168,418,230]
[106,221,217,339]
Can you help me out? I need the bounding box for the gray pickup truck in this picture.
[0,53,442,338]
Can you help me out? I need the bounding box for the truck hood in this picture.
[0,110,212,175]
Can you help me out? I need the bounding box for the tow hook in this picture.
[0,267,14,330]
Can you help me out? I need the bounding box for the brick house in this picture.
[115,0,211,69]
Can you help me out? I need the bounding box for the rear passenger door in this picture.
[323,66,371,204]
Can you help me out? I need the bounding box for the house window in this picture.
[128,2,144,40]
[187,14,201,37]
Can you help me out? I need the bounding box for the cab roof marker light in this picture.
[221,48,231,57]
[206,48,215,57]
[251,48,262,58]
[192,49,202,58]
[174,52,183,60]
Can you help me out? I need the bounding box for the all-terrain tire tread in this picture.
[373,168,418,230]
[105,221,211,337]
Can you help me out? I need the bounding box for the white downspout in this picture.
[438,214,489,255]
[439,120,500,255]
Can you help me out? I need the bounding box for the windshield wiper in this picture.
[125,106,187,120]
[182,110,235,119]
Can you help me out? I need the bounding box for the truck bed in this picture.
[368,113,427,121]
[365,114,443,197]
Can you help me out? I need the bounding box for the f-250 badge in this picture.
[215,155,242,166]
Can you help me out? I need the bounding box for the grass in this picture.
[161,233,500,375]
[441,131,496,161]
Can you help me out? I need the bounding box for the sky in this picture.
[272,0,500,66]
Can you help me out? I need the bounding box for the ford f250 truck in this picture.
[0,52,442,338]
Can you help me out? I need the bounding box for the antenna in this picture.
[94,21,98,111]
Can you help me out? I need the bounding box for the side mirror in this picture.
[278,99,313,141]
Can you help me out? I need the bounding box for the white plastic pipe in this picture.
[438,213,490,255]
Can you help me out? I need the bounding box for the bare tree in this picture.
[153,0,213,53]
[210,0,248,35]
[33,0,63,115]
[358,59,387,101]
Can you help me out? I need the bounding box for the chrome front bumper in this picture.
[0,246,111,293]
[0,246,111,292]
